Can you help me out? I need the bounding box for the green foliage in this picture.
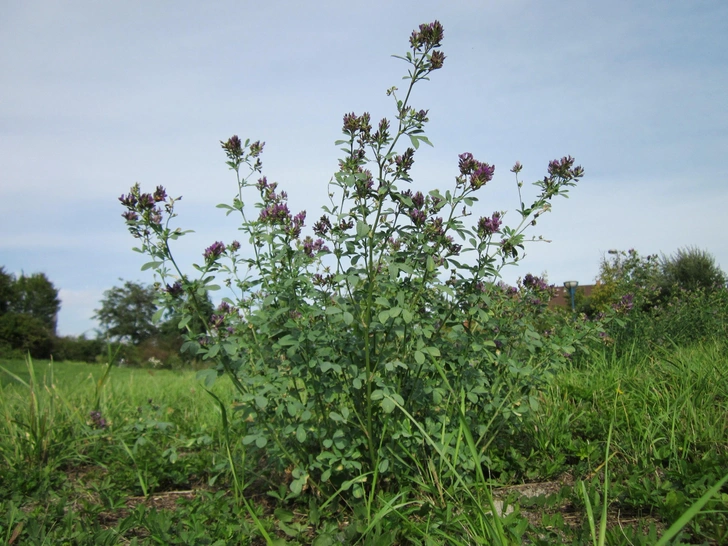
[52,335,105,363]
[0,312,54,359]
[587,249,728,353]
[11,272,61,334]
[660,245,727,294]
[0,268,61,358]
[119,20,604,513]
[94,280,159,345]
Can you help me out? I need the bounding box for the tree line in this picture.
[0,268,210,367]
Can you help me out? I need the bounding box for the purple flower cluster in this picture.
[89,410,107,429]
[204,241,225,262]
[394,148,415,179]
[165,281,184,297]
[409,208,427,226]
[119,184,174,227]
[613,293,634,313]
[409,20,444,52]
[523,273,551,292]
[313,215,332,237]
[458,153,495,190]
[477,213,502,237]
[302,236,329,258]
[342,112,372,138]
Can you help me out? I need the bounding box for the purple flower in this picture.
[165,281,184,297]
[395,148,415,178]
[477,213,502,237]
[412,191,425,209]
[259,203,291,224]
[523,273,550,292]
[409,20,444,51]
[230,240,241,251]
[89,410,107,429]
[471,163,495,190]
[409,209,427,227]
[153,186,167,202]
[119,193,137,207]
[204,241,226,261]
[302,237,329,258]
[313,215,332,237]
[122,211,138,222]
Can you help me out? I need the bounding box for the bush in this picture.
[51,335,105,363]
[0,312,54,359]
[590,249,728,352]
[119,21,603,499]
[660,246,727,294]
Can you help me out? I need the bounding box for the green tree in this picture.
[0,267,16,314]
[12,272,61,334]
[660,246,727,294]
[94,280,159,344]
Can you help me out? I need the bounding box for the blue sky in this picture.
[2,0,727,337]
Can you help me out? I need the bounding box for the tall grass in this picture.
[1,344,726,543]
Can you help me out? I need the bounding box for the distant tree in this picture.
[94,280,159,344]
[0,267,15,315]
[660,246,727,294]
[0,311,54,358]
[12,272,61,334]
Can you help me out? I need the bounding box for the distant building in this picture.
[549,284,595,309]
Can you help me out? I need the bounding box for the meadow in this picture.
[1,339,726,545]
[4,21,727,545]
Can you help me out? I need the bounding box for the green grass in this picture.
[1,345,727,544]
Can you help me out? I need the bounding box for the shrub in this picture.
[119,21,602,497]
[660,246,727,294]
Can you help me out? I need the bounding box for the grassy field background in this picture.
[1,343,727,544]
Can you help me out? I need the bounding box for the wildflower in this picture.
[153,185,167,202]
[302,237,329,258]
[409,209,426,227]
[313,215,332,237]
[165,281,184,297]
[477,213,502,237]
[395,148,415,178]
[204,241,225,261]
[230,240,241,251]
[409,20,444,51]
[429,50,445,70]
[89,410,107,429]
[122,211,138,222]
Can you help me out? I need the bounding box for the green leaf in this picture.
[356,220,369,238]
[378,310,390,323]
[402,309,413,324]
[325,306,342,315]
[151,308,164,324]
[378,459,390,473]
[255,436,267,448]
[296,425,307,443]
[141,261,162,271]
[426,255,435,272]
[255,396,268,409]
[381,397,395,413]
[343,311,354,325]
[408,134,421,150]
[414,350,426,365]
[206,344,220,359]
